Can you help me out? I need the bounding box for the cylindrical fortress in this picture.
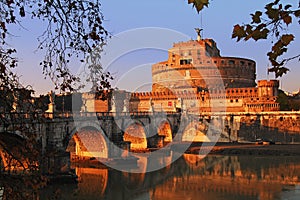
[152,39,256,92]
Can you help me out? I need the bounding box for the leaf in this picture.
[251,11,262,23]
[0,21,6,30]
[0,63,6,74]
[19,6,25,17]
[284,4,292,10]
[188,0,209,13]
[294,9,300,17]
[281,34,294,45]
[283,15,292,25]
[265,7,279,20]
[260,28,270,39]
[232,24,246,41]
[275,67,289,78]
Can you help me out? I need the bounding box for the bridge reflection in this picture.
[1,142,300,199]
[40,153,300,200]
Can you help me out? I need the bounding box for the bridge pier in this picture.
[41,151,71,175]
[108,141,131,158]
[147,135,165,149]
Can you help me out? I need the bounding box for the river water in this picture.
[38,152,300,200]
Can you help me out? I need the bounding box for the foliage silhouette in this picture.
[188,0,300,78]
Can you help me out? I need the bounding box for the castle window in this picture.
[180,59,192,65]
[214,60,217,64]
[229,60,235,65]
[221,60,224,64]
[236,99,239,102]
[197,50,201,55]
[230,99,233,103]
[240,61,245,65]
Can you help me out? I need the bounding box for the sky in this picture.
[8,0,300,95]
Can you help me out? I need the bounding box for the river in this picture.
[39,153,300,200]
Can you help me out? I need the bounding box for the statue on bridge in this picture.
[149,98,154,112]
[46,90,56,114]
[49,90,55,104]
[110,94,116,113]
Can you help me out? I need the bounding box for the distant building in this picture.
[84,36,280,113]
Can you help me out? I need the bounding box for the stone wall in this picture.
[225,113,300,143]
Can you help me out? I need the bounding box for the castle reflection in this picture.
[40,153,300,200]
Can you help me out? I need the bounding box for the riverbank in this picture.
[185,142,300,156]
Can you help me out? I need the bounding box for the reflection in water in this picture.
[40,154,300,200]
[76,168,108,197]
[153,155,300,200]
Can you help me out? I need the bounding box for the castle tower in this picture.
[257,80,279,97]
[152,37,256,93]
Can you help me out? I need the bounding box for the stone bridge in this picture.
[1,110,300,175]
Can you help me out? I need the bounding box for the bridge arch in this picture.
[157,120,173,143]
[182,121,210,142]
[123,121,147,150]
[66,121,109,159]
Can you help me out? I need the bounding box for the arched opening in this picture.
[66,128,108,160]
[123,123,147,150]
[157,121,172,143]
[182,121,210,142]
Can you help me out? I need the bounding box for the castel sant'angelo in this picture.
[83,31,280,113]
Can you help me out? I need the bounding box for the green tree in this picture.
[188,0,300,78]
[276,89,290,110]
